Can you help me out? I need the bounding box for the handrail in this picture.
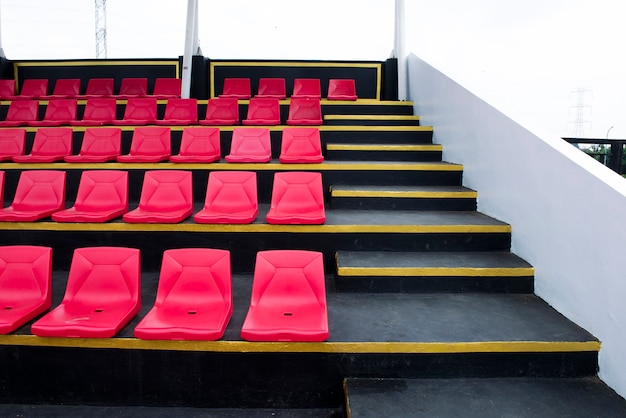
[562,137,625,175]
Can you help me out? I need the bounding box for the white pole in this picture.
[181,0,198,99]
[193,0,200,55]
[0,0,6,58]
[394,0,407,101]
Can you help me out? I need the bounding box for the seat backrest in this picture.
[162,98,198,121]
[118,78,148,97]
[11,170,66,211]
[220,78,251,99]
[29,127,73,157]
[5,100,38,123]
[270,172,324,212]
[287,98,321,122]
[155,248,231,308]
[204,97,239,122]
[0,129,26,159]
[129,127,171,156]
[84,78,114,96]
[79,127,121,156]
[122,98,157,121]
[257,78,286,98]
[81,98,117,122]
[19,79,48,98]
[292,79,321,99]
[280,128,322,158]
[0,245,52,303]
[229,128,271,158]
[73,170,128,212]
[245,98,280,122]
[204,171,257,213]
[0,79,16,98]
[179,127,220,157]
[63,247,140,307]
[327,79,357,99]
[153,78,181,98]
[138,171,192,212]
[42,99,77,122]
[51,79,81,97]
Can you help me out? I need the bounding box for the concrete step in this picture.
[324,114,421,126]
[326,143,441,161]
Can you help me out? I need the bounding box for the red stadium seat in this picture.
[43,78,81,99]
[112,97,157,126]
[327,79,357,100]
[52,170,128,223]
[156,98,198,125]
[0,129,26,161]
[266,172,325,224]
[170,127,221,163]
[14,79,48,100]
[71,98,117,126]
[134,248,232,340]
[115,77,148,99]
[123,170,193,223]
[65,128,121,163]
[194,171,258,224]
[31,247,141,338]
[286,98,322,125]
[200,97,239,125]
[77,78,114,99]
[256,78,286,99]
[0,79,16,100]
[116,126,171,163]
[152,78,181,99]
[279,128,324,163]
[241,250,328,342]
[242,98,280,125]
[292,78,321,99]
[28,99,77,127]
[219,78,251,99]
[0,245,53,334]
[0,100,39,127]
[225,128,271,163]
[0,170,66,222]
[12,127,72,163]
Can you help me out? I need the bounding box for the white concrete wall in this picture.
[407,53,626,398]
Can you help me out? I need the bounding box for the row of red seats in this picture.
[0,245,329,341]
[0,77,180,101]
[0,96,322,127]
[0,170,326,224]
[220,77,357,101]
[0,127,324,164]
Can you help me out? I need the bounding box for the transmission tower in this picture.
[95,0,108,58]
[567,88,592,138]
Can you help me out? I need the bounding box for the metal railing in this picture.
[562,137,626,175]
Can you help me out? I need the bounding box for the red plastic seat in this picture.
[31,246,141,338]
[286,98,322,125]
[292,78,321,99]
[65,128,121,163]
[156,98,198,125]
[0,79,16,100]
[0,129,26,161]
[194,171,258,224]
[0,245,53,334]
[170,127,221,163]
[242,98,280,125]
[241,250,328,342]
[327,79,357,100]
[152,78,181,99]
[112,97,157,126]
[13,127,72,163]
[43,79,81,99]
[266,172,325,224]
[225,128,271,163]
[256,78,286,99]
[219,78,251,99]
[52,170,128,223]
[0,170,66,222]
[200,97,239,125]
[28,99,77,126]
[279,128,324,163]
[0,100,39,127]
[71,98,117,126]
[123,170,193,223]
[13,79,48,100]
[115,77,148,99]
[77,78,114,99]
[134,248,232,340]
[116,126,171,162]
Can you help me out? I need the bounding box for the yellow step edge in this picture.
[0,335,600,354]
[0,125,433,133]
[330,189,477,199]
[337,267,535,277]
[326,144,442,152]
[324,114,420,121]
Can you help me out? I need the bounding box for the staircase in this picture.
[1,62,625,417]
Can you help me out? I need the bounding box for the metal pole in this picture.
[181,0,198,99]
[0,1,6,58]
[394,0,407,101]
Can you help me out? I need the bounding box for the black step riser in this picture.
[330,197,477,211]
[335,275,534,293]
[326,150,442,161]
[324,120,421,126]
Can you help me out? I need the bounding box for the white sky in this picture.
[0,0,624,139]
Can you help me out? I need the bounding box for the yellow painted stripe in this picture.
[324,114,420,121]
[0,335,600,354]
[337,267,535,277]
[331,189,477,199]
[0,125,433,133]
[0,223,512,234]
[326,144,442,151]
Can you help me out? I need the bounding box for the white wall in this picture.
[407,53,626,398]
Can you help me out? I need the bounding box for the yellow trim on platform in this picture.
[337,267,535,277]
[330,189,477,199]
[0,335,600,354]
[324,114,420,121]
[326,144,442,152]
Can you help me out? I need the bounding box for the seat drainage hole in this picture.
[188,311,197,315]
[283,312,293,316]
[94,309,103,313]
[4,306,12,310]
